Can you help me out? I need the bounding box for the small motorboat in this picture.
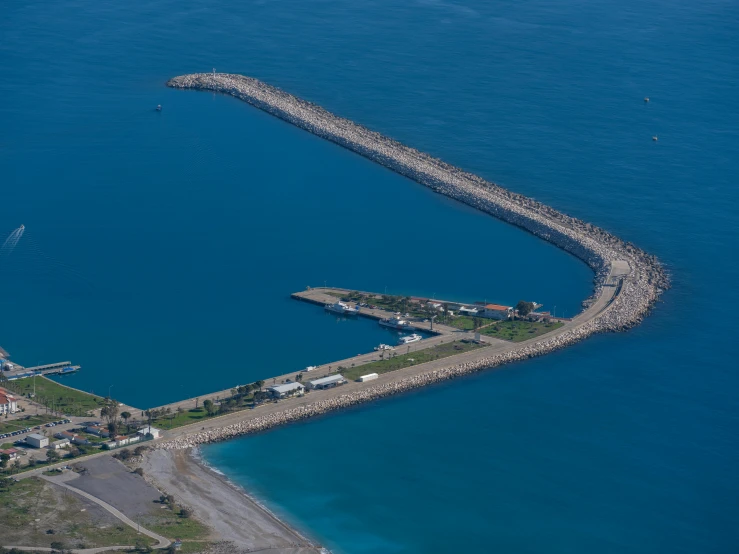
[156,105,162,111]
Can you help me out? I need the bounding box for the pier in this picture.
[3,361,81,380]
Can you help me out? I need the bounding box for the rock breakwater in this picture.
[160,72,670,449]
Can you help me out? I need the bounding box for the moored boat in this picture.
[379,316,415,331]
[325,301,360,316]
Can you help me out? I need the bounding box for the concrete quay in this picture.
[292,287,461,335]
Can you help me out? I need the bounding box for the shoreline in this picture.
[152,71,669,450]
[189,446,320,548]
[140,448,324,553]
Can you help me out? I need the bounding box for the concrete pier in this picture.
[292,287,460,335]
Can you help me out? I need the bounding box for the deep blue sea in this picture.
[2,0,738,552]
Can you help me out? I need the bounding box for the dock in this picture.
[3,361,81,380]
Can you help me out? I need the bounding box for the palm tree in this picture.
[256,380,265,391]
[121,411,131,432]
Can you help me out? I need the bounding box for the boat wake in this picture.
[0,224,24,257]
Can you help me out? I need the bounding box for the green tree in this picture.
[46,449,60,462]
[515,300,535,317]
[203,399,214,416]
[120,411,131,431]
[0,453,10,468]
[101,401,119,427]
[256,380,265,391]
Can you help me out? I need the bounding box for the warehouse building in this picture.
[307,374,347,390]
[25,433,49,448]
[267,382,305,399]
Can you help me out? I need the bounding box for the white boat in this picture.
[398,333,422,345]
[325,301,360,316]
[374,344,394,351]
[379,317,415,330]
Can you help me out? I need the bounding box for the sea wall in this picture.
[159,72,669,448]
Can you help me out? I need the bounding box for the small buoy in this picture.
[156,104,162,111]
[652,135,658,141]
[644,97,650,103]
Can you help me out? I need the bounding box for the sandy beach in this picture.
[140,449,324,554]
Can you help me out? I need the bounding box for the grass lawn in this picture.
[341,340,487,381]
[144,506,209,543]
[4,376,105,416]
[480,320,564,342]
[150,399,255,430]
[330,290,430,318]
[445,316,478,330]
[0,413,58,434]
[0,476,155,549]
[152,407,212,430]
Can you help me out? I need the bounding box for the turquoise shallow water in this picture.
[2,0,739,552]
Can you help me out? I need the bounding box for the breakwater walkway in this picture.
[158,72,668,448]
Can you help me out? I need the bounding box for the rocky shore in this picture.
[161,72,670,449]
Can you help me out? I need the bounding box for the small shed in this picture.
[358,373,379,382]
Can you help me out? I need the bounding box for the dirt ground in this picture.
[0,476,150,549]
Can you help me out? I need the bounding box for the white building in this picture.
[25,433,49,448]
[358,373,378,382]
[458,306,480,317]
[111,435,140,447]
[137,426,162,439]
[307,374,347,390]
[50,439,71,449]
[0,387,19,415]
[481,304,513,320]
[268,382,305,398]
